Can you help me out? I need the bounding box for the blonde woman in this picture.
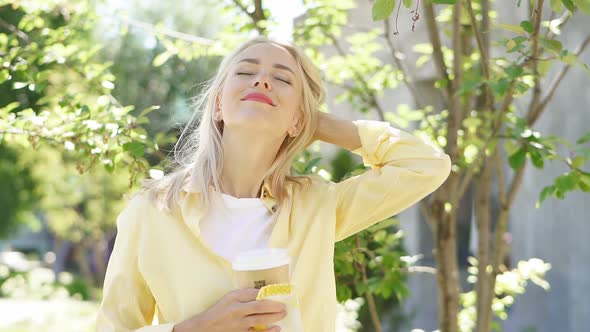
[96,37,451,332]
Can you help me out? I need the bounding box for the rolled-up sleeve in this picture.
[96,196,176,332]
[334,120,451,242]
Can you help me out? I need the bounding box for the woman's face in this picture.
[217,43,303,141]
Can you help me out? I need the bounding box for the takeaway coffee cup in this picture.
[232,248,291,289]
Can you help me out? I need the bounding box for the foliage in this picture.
[0,0,154,182]
[458,258,551,332]
[0,263,91,300]
[0,143,37,237]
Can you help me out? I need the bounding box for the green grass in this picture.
[0,299,98,332]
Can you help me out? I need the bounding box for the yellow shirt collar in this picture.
[182,173,278,213]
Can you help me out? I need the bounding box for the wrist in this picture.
[314,111,329,143]
[173,314,207,332]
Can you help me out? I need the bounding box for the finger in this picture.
[232,288,260,303]
[248,325,281,332]
[239,299,287,316]
[244,311,287,327]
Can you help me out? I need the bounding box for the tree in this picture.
[0,0,154,186]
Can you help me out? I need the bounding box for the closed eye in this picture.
[275,77,292,85]
[237,72,292,85]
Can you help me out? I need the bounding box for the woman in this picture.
[96,37,451,332]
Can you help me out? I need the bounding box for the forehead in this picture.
[233,43,298,69]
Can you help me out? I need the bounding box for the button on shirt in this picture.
[200,193,275,262]
[96,120,452,332]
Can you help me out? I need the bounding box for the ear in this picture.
[288,108,304,137]
[214,95,223,121]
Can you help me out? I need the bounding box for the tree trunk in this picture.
[475,161,492,332]
[432,198,460,332]
[73,241,95,285]
[92,237,108,287]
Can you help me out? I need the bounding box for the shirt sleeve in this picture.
[333,120,451,242]
[96,195,176,332]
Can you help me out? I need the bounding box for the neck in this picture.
[219,128,284,198]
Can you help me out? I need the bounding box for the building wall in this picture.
[316,1,590,331]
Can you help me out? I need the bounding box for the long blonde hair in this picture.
[144,36,326,211]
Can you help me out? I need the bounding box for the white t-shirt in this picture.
[199,192,275,262]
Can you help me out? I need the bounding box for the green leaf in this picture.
[139,105,161,117]
[0,70,10,84]
[372,0,395,21]
[555,173,577,192]
[561,53,578,66]
[122,142,145,158]
[368,217,398,232]
[432,0,457,3]
[579,174,590,192]
[490,78,510,96]
[505,65,524,79]
[551,0,564,12]
[1,101,20,113]
[509,147,527,170]
[520,20,534,33]
[574,0,590,14]
[539,37,563,52]
[577,132,590,144]
[403,0,413,8]
[561,0,575,12]
[497,23,527,34]
[152,52,172,67]
[303,157,321,174]
[529,149,544,168]
[13,81,28,89]
[374,230,387,242]
[536,186,555,208]
[572,156,585,169]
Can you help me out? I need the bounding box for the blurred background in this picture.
[1,0,589,331]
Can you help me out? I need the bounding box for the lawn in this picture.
[0,298,98,332]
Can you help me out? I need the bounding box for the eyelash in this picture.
[236,72,292,85]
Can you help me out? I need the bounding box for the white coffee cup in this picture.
[232,248,291,289]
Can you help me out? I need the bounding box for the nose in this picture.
[251,73,272,91]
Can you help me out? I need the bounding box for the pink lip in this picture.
[241,93,274,106]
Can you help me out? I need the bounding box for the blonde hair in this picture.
[143,36,326,212]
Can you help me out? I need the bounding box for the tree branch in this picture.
[506,163,527,208]
[453,81,517,206]
[525,0,545,127]
[446,1,463,164]
[116,15,215,45]
[529,34,590,125]
[495,149,507,207]
[383,19,424,109]
[0,129,61,143]
[466,0,494,110]
[327,33,386,121]
[231,0,250,15]
[0,17,31,43]
[401,265,438,274]
[545,11,570,39]
[423,0,450,100]
[355,235,383,332]
[233,0,267,35]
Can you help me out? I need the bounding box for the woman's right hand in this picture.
[173,288,287,332]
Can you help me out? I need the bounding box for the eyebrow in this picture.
[237,58,295,75]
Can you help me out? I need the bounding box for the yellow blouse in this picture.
[96,120,451,332]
